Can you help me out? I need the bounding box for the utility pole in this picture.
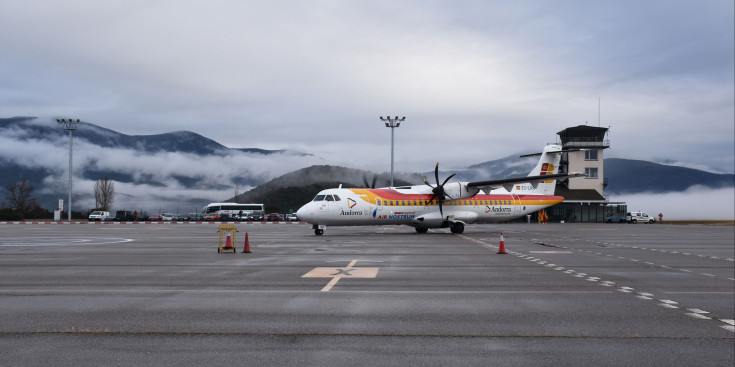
[57,118,80,222]
[380,116,405,186]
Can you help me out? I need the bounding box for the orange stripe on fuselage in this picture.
[347,188,564,206]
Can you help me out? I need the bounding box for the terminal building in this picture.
[547,125,627,223]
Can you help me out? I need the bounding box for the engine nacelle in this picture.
[441,182,480,199]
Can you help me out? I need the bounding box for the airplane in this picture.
[295,144,584,235]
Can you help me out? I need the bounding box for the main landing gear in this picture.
[449,222,464,234]
[414,222,465,234]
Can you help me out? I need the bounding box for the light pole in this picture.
[380,116,405,186]
[57,118,80,222]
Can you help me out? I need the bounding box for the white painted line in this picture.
[637,292,654,297]
[720,319,735,326]
[659,299,679,305]
[685,312,711,320]
[620,286,634,291]
[636,295,653,300]
[701,273,716,277]
[687,309,710,314]
[721,325,735,332]
[659,303,679,309]
[617,289,632,293]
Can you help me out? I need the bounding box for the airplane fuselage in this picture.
[296,185,563,233]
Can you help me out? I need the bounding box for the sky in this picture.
[0,0,732,174]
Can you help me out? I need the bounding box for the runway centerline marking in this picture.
[302,260,380,292]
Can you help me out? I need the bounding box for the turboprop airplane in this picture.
[295,144,584,235]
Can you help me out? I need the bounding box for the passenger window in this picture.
[389,201,394,206]
[377,199,382,205]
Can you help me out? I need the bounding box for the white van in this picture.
[626,211,655,224]
[88,211,110,221]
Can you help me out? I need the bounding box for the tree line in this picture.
[1,177,115,220]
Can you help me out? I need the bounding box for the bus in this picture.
[202,203,265,220]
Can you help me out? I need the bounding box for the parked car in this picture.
[266,213,281,221]
[113,210,135,221]
[88,211,109,221]
[626,211,655,224]
[161,213,174,221]
[285,214,298,221]
[149,214,162,221]
[204,213,220,221]
[605,214,625,223]
[250,211,264,221]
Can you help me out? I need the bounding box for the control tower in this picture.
[550,125,624,223]
[557,125,610,197]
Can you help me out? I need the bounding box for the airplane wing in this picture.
[467,172,585,191]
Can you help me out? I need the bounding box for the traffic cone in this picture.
[242,232,251,253]
[497,232,507,254]
[224,235,233,249]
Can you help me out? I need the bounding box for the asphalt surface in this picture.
[0,222,733,366]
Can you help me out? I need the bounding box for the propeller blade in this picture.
[371,175,377,188]
[441,173,456,187]
[434,163,440,186]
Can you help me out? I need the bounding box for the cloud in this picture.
[609,186,735,220]
[0,0,732,175]
[0,129,323,213]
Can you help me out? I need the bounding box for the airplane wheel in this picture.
[450,222,464,234]
[415,227,428,234]
[315,229,324,235]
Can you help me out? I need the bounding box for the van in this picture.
[88,211,109,221]
[626,211,655,224]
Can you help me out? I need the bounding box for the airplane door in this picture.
[511,193,520,217]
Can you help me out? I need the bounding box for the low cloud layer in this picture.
[610,186,735,220]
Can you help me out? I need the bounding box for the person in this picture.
[658,212,663,223]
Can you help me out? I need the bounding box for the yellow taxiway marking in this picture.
[302,260,379,292]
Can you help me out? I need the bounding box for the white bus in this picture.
[202,203,264,220]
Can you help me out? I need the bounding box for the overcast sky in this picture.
[1,0,733,174]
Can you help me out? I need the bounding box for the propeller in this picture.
[362,173,378,188]
[423,163,455,218]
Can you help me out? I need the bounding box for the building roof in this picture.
[557,125,608,143]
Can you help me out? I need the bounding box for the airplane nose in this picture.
[296,205,312,222]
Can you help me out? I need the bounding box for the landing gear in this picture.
[315,228,324,235]
[415,227,428,234]
[449,222,464,234]
[313,224,325,236]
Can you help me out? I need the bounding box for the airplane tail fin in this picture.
[522,144,563,195]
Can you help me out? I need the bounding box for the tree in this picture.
[4,179,35,215]
[94,177,115,211]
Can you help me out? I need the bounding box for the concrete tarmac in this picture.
[0,222,733,366]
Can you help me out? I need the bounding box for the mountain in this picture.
[604,158,734,194]
[1,116,732,214]
[0,117,318,213]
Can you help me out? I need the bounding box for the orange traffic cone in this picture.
[242,232,251,253]
[497,232,507,254]
[224,235,233,249]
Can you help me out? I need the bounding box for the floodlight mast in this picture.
[379,116,405,186]
[57,118,80,222]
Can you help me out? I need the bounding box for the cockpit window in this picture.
[313,194,342,202]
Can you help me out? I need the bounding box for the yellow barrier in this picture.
[217,224,237,253]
